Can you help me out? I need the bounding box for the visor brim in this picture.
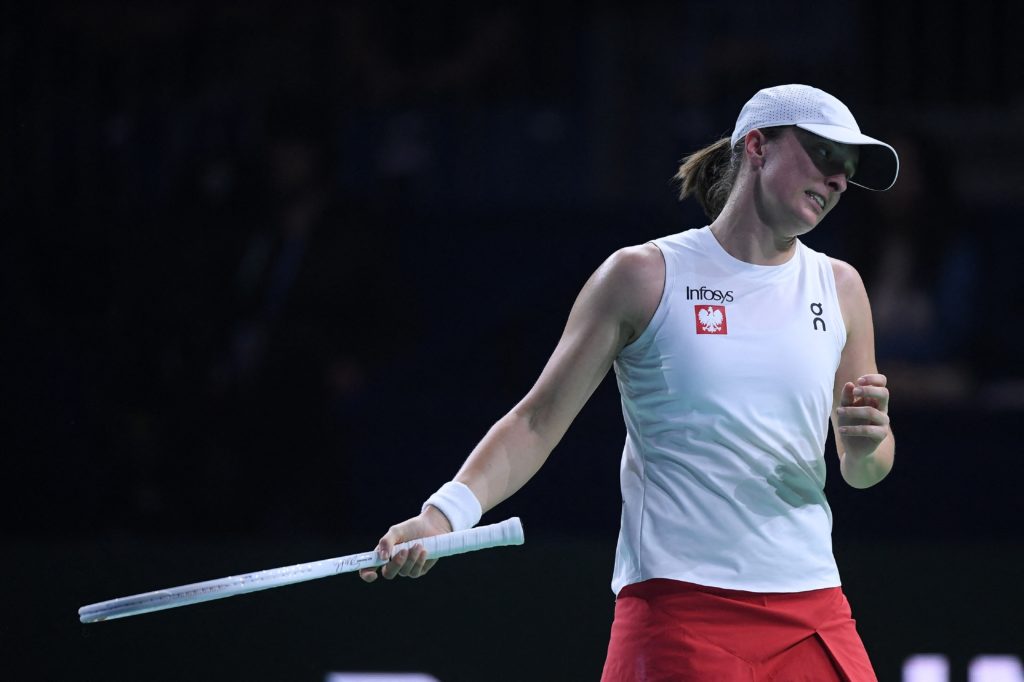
[796,122,900,191]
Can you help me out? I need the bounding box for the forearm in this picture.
[453,406,560,513]
[840,430,894,489]
[364,407,561,583]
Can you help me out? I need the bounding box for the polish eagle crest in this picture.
[698,306,724,333]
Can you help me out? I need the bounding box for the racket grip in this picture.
[391,517,524,561]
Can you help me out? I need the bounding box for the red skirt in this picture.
[600,578,877,682]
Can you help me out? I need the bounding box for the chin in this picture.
[802,204,829,230]
[789,209,821,234]
[786,219,820,240]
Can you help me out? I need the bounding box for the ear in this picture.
[744,129,768,170]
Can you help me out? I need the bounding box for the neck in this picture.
[708,179,800,266]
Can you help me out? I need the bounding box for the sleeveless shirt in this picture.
[610,226,846,594]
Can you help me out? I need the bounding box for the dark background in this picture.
[4,2,1022,680]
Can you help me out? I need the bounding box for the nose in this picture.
[826,172,848,194]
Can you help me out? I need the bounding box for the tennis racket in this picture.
[79,517,524,623]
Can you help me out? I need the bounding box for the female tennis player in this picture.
[360,84,898,681]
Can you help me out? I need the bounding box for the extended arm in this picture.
[453,245,663,511]
[361,244,664,581]
[830,258,895,489]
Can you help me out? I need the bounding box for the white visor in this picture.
[730,84,899,191]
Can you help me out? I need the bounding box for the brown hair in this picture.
[674,127,788,220]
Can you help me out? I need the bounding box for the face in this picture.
[753,127,860,233]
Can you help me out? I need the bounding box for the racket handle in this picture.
[389,517,524,561]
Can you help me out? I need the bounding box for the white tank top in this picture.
[610,226,846,594]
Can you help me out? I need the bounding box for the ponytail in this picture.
[673,137,741,221]
[674,127,787,220]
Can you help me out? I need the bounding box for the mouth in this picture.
[805,191,826,212]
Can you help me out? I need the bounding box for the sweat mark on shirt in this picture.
[733,462,825,517]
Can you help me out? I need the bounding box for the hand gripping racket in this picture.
[79,517,524,623]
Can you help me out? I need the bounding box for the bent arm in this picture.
[453,244,664,512]
[830,258,894,489]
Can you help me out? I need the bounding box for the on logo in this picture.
[810,302,826,331]
[695,305,727,335]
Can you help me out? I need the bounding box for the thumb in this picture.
[375,514,438,560]
[840,381,856,407]
[358,524,408,583]
[375,524,408,562]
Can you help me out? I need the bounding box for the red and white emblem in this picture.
[695,305,727,334]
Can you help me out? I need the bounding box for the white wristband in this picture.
[422,481,482,531]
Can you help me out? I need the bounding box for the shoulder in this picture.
[829,257,867,300]
[829,257,871,332]
[601,243,664,300]
[604,243,664,282]
[588,243,665,344]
